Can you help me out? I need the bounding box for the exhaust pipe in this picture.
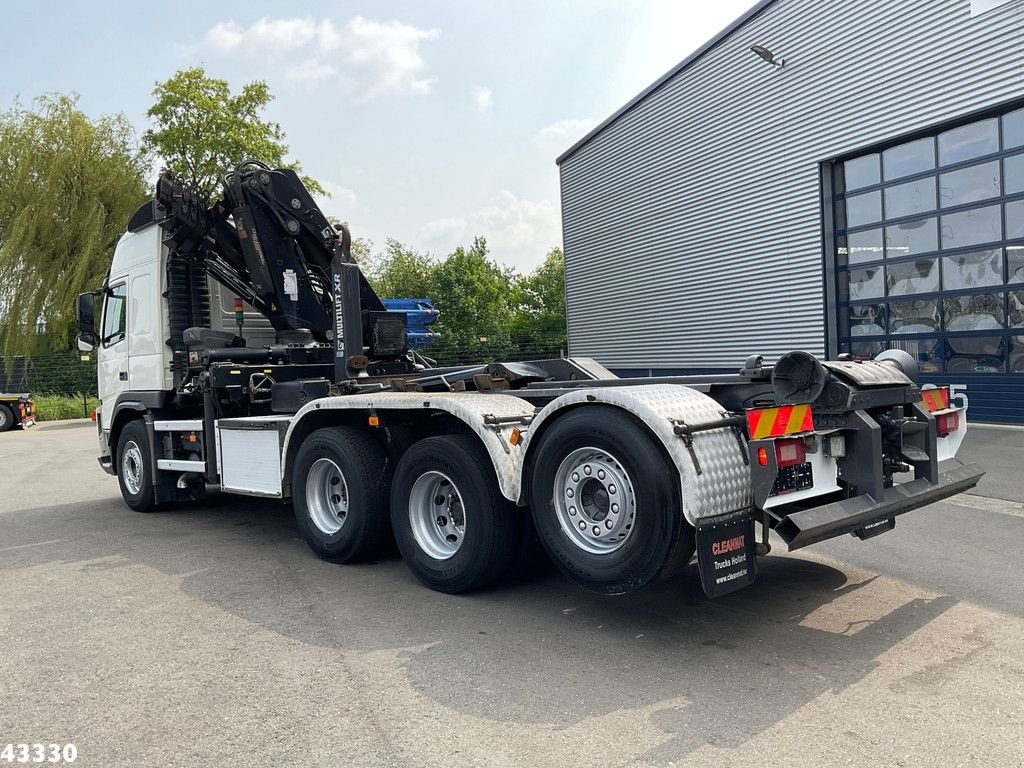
[772,351,828,404]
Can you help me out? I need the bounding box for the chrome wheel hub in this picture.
[409,471,465,560]
[306,458,349,535]
[122,441,144,496]
[553,447,637,554]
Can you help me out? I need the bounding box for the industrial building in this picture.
[557,0,1024,422]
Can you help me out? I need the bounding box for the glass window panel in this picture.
[846,303,886,337]
[887,259,939,296]
[885,217,938,258]
[1010,247,1024,284]
[938,119,998,166]
[839,339,888,360]
[884,177,936,219]
[1004,107,1024,150]
[849,339,886,360]
[841,228,884,265]
[941,205,1002,249]
[942,250,1003,290]
[1006,200,1024,239]
[945,335,1005,373]
[1004,153,1024,195]
[885,337,943,373]
[1011,336,1024,374]
[944,292,1004,331]
[847,267,885,300]
[883,138,935,181]
[844,190,881,227]
[1009,291,1024,328]
[889,298,939,333]
[939,161,1001,208]
[841,154,880,192]
[101,283,127,347]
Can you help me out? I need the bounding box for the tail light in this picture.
[774,438,806,467]
[922,386,950,412]
[936,411,959,437]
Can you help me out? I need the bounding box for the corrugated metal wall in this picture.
[559,0,1024,369]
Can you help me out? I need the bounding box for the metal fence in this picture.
[0,353,98,396]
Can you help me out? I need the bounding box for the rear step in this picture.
[775,460,984,550]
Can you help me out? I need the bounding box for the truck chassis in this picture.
[77,163,983,598]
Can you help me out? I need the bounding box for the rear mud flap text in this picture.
[696,515,756,598]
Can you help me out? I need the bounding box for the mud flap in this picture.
[695,514,757,598]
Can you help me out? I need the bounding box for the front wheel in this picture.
[391,435,518,593]
[117,420,158,511]
[529,407,693,594]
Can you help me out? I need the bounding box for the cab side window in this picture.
[102,283,128,347]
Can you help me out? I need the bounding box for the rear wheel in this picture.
[0,405,13,432]
[529,406,693,594]
[117,420,158,512]
[391,435,518,593]
[293,427,392,563]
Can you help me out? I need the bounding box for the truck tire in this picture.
[528,406,693,594]
[391,435,517,593]
[292,427,392,563]
[0,405,13,432]
[117,420,159,512]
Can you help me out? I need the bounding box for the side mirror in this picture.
[76,291,96,335]
[77,333,96,353]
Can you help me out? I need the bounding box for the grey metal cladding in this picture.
[558,0,1024,370]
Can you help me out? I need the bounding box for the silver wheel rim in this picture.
[408,471,465,560]
[122,441,144,496]
[553,447,637,555]
[306,458,349,535]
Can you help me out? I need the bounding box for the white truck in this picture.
[75,162,983,598]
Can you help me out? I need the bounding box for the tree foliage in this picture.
[361,237,567,364]
[364,239,436,303]
[0,94,149,356]
[143,67,323,197]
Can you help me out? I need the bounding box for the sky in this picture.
[0,0,759,271]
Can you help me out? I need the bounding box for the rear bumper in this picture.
[774,459,983,550]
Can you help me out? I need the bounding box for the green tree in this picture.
[508,247,566,343]
[427,237,516,362]
[365,239,436,299]
[143,67,323,197]
[0,94,149,356]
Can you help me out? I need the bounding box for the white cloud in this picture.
[472,85,493,114]
[316,181,359,222]
[537,118,597,139]
[286,58,336,82]
[204,18,332,53]
[345,16,440,97]
[422,217,467,240]
[420,192,561,270]
[201,15,440,97]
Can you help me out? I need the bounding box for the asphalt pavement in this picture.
[0,420,1022,768]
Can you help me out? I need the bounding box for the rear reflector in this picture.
[775,438,807,467]
[747,404,813,439]
[936,411,959,437]
[757,447,769,466]
[921,387,950,412]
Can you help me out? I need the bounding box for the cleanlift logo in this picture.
[711,534,746,557]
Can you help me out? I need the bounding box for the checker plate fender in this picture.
[519,384,752,525]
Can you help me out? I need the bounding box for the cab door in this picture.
[98,281,130,405]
